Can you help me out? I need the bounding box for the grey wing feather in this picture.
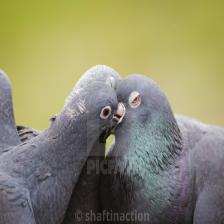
[175,114,224,150]
[0,70,20,149]
[17,126,40,143]
[176,115,224,223]
[176,114,224,185]
[0,173,36,224]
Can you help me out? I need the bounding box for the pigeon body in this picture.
[0,70,120,224]
[100,74,224,224]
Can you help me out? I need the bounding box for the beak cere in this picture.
[113,103,126,124]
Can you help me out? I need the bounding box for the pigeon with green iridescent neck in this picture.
[100,74,224,224]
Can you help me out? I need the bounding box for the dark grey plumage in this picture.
[100,74,224,224]
[0,70,20,150]
[0,68,120,224]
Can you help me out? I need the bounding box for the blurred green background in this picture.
[0,0,223,130]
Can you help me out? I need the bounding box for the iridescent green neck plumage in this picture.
[113,112,183,214]
[117,112,182,175]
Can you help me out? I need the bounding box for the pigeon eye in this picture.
[128,91,141,108]
[106,77,116,89]
[100,106,112,119]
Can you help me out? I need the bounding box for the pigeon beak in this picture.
[113,103,126,125]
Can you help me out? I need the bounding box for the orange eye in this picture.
[132,95,141,105]
[128,91,141,108]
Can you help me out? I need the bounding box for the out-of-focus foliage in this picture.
[0,0,223,130]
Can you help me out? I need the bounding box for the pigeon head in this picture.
[112,74,182,172]
[116,74,175,129]
[62,65,123,136]
[62,81,124,146]
[54,66,124,149]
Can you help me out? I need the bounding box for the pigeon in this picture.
[0,70,20,150]
[60,65,124,224]
[17,65,122,224]
[100,74,224,224]
[0,68,124,224]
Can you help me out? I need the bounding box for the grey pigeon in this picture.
[0,69,122,224]
[100,74,224,224]
[61,65,124,224]
[14,65,123,224]
[0,70,20,150]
